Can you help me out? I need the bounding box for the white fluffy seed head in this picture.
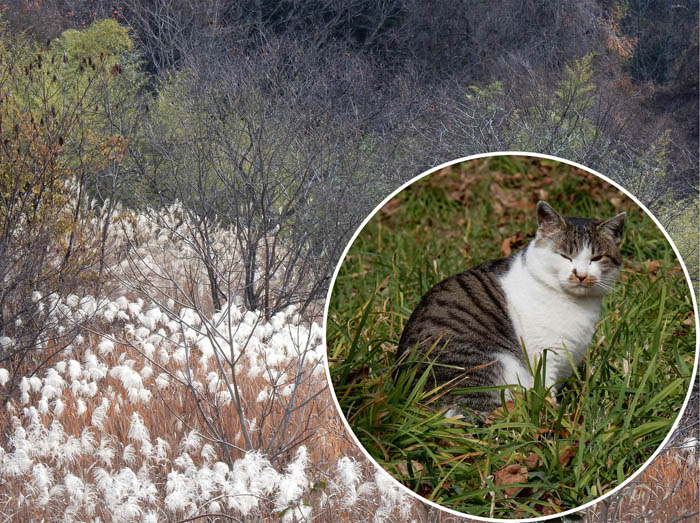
[0,368,9,387]
[128,412,150,444]
[98,339,115,356]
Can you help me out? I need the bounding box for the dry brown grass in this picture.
[585,447,699,522]
[0,305,435,521]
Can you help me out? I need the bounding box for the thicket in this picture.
[0,1,697,520]
[0,20,134,382]
[2,2,697,294]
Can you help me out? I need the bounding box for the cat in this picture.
[396,201,625,413]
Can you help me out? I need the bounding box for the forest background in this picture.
[0,1,697,521]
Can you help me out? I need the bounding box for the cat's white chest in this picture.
[498,251,602,388]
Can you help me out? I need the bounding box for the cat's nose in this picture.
[572,268,587,281]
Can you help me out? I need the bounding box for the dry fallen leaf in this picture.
[493,463,529,496]
[644,260,661,274]
[558,444,578,466]
[644,260,662,283]
[491,183,529,210]
[500,231,525,257]
[524,452,541,469]
[610,196,622,212]
[395,460,424,477]
[492,172,505,183]
[501,236,513,257]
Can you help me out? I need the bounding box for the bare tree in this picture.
[131,36,421,320]
[75,36,424,475]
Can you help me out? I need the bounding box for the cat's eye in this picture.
[559,253,571,261]
[591,255,604,262]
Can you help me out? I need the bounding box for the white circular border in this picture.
[322,151,700,522]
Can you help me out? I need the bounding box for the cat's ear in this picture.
[597,212,626,242]
[536,201,566,234]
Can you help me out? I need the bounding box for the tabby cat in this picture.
[396,201,625,412]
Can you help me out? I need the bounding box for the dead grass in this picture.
[0,307,433,521]
[586,448,699,522]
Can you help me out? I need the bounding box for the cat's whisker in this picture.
[596,279,625,295]
[595,281,615,291]
[594,282,618,295]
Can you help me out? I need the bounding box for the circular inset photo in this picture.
[324,154,698,520]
